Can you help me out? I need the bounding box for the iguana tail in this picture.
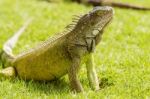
[88,0,150,10]
[0,19,32,67]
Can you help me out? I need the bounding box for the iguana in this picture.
[0,6,113,92]
[72,0,150,10]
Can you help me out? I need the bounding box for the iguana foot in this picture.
[0,67,16,79]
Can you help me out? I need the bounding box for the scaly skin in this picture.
[0,6,113,92]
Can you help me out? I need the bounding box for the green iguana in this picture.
[0,6,113,92]
[73,0,150,10]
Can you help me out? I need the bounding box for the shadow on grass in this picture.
[22,77,114,94]
[26,79,69,94]
[99,77,115,89]
[6,77,70,95]
[0,72,115,95]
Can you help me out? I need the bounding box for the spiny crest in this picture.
[63,14,84,33]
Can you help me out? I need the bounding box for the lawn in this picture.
[0,0,150,98]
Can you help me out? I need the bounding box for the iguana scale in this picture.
[0,6,113,92]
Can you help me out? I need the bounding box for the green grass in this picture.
[0,0,150,98]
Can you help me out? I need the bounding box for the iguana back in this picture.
[14,31,72,80]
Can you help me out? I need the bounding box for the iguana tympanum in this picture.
[0,6,113,92]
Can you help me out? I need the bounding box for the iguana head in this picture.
[73,6,114,52]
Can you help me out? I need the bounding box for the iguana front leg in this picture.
[68,57,84,92]
[68,45,84,92]
[86,54,99,91]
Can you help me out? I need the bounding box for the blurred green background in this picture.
[0,0,150,98]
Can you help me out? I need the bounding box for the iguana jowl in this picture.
[0,6,113,92]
